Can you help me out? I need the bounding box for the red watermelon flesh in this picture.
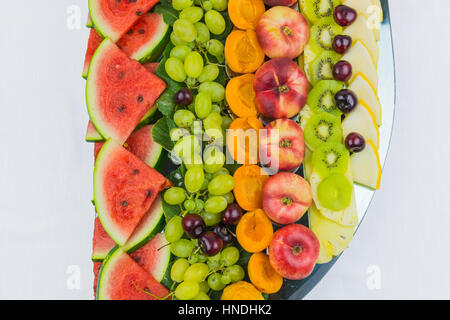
[94,140,171,246]
[142,62,159,74]
[92,217,116,261]
[86,39,166,144]
[93,261,102,299]
[94,142,104,162]
[89,0,160,42]
[82,28,103,79]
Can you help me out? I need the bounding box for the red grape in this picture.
[222,203,243,225]
[182,214,206,238]
[174,88,193,106]
[332,35,352,54]
[334,5,357,27]
[198,231,223,256]
[335,89,358,113]
[345,132,366,153]
[333,60,352,82]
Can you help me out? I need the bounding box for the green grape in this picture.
[188,253,199,264]
[207,252,221,268]
[164,187,186,205]
[192,292,211,300]
[197,253,208,263]
[198,281,210,293]
[215,54,225,63]
[184,51,204,78]
[165,216,184,243]
[202,0,213,11]
[203,116,221,132]
[171,258,190,282]
[183,151,203,170]
[200,178,209,191]
[210,0,228,11]
[202,211,222,226]
[194,92,212,119]
[205,112,222,126]
[220,246,240,266]
[199,82,225,102]
[226,265,245,283]
[223,192,235,204]
[172,0,194,11]
[205,128,224,145]
[184,199,196,211]
[221,273,231,285]
[185,167,205,193]
[208,174,235,195]
[171,239,196,258]
[204,10,226,35]
[173,19,197,43]
[175,281,199,300]
[179,6,204,23]
[170,127,189,142]
[171,32,189,46]
[195,199,205,212]
[211,104,221,114]
[212,167,230,178]
[207,273,226,291]
[198,64,219,83]
[173,135,201,159]
[221,116,233,131]
[174,109,196,128]
[204,196,227,213]
[184,263,209,282]
[165,57,186,82]
[203,146,225,174]
[206,39,224,57]
[170,45,192,62]
[194,22,210,44]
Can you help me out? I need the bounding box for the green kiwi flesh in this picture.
[309,18,343,54]
[312,142,349,177]
[304,112,342,150]
[307,80,344,116]
[303,0,340,24]
[309,50,341,86]
[317,173,353,211]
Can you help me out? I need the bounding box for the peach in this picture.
[262,172,312,224]
[254,58,308,119]
[264,0,297,6]
[259,118,305,172]
[256,6,309,59]
[269,224,320,280]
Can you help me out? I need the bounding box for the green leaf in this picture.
[162,198,181,223]
[154,2,179,26]
[167,165,186,187]
[152,117,177,151]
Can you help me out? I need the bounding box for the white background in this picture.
[0,0,448,299]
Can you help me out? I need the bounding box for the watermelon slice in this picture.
[86,39,166,144]
[94,140,171,246]
[125,125,164,168]
[92,217,116,261]
[89,0,160,42]
[94,142,104,162]
[142,62,159,74]
[82,28,103,79]
[86,14,93,28]
[86,120,104,142]
[131,233,172,285]
[117,12,169,63]
[93,261,102,299]
[97,247,170,300]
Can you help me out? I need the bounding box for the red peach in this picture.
[264,0,297,6]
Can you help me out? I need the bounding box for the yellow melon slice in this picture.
[343,0,381,41]
[342,40,378,92]
[349,73,382,126]
[342,100,380,149]
[370,0,383,22]
[343,14,379,64]
[351,140,382,189]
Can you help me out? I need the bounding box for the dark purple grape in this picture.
[182,214,206,238]
[332,35,352,54]
[345,132,366,153]
[198,231,223,256]
[333,60,352,82]
[335,89,358,114]
[222,203,243,225]
[334,5,357,26]
[174,88,193,106]
[213,223,233,244]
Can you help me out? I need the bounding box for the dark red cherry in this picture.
[335,89,358,114]
[334,5,357,26]
[182,214,206,238]
[345,132,366,153]
[333,60,352,82]
[332,35,352,54]
[198,231,223,256]
[221,203,243,225]
[174,88,193,106]
[213,223,233,244]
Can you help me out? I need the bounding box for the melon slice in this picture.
[142,62,159,74]
[92,216,116,261]
[86,14,93,28]
[86,39,166,144]
[86,120,104,142]
[125,125,164,168]
[117,12,169,63]
[349,73,382,126]
[82,28,103,79]
[94,142,104,162]
[93,261,102,299]
[342,41,378,92]
[370,0,383,22]
[97,247,170,300]
[342,100,380,149]
[94,140,171,246]
[343,14,379,64]
[351,139,381,189]
[89,0,160,42]
[342,0,381,41]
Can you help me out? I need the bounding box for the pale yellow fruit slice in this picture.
[343,14,379,64]
[370,0,383,22]
[342,41,378,92]
[342,100,380,149]
[309,203,355,264]
[351,139,382,189]
[343,0,381,41]
[349,73,382,126]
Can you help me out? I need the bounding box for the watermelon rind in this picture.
[88,0,121,42]
[121,195,165,253]
[96,245,120,300]
[86,14,93,28]
[85,121,104,142]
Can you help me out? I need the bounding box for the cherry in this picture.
[335,89,358,114]
[174,88,193,106]
[213,223,233,244]
[332,35,352,54]
[198,231,223,256]
[333,60,352,82]
[334,5,357,27]
[345,132,366,153]
[182,214,206,238]
[222,203,243,225]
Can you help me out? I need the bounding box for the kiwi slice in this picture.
[303,0,340,24]
[312,142,349,177]
[309,50,341,86]
[304,112,342,150]
[309,18,343,54]
[317,173,353,211]
[307,80,344,116]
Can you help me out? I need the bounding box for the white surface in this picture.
[0,0,448,299]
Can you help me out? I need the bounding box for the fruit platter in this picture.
[82,0,395,300]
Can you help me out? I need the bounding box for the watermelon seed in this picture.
[146,190,152,198]
[133,169,140,175]
[138,29,145,34]
[127,29,133,35]
[137,96,144,103]
[136,10,143,16]
[118,106,126,112]
[133,256,141,263]
[122,201,128,207]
